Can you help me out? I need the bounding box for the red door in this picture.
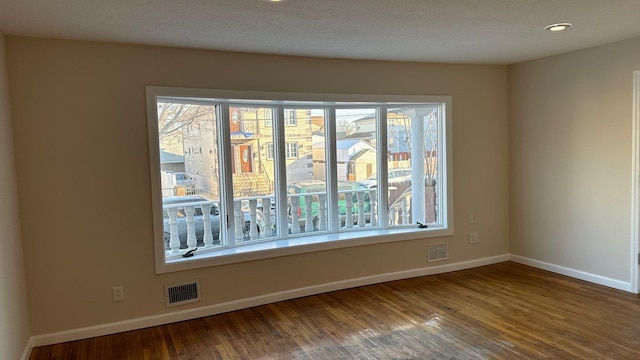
[239,145,252,173]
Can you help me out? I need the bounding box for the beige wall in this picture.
[509,36,640,282]
[7,37,509,335]
[0,34,31,359]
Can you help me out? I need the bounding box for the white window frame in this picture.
[147,87,453,274]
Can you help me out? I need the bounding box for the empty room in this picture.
[1,1,640,359]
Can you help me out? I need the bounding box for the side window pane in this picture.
[285,108,327,234]
[157,102,222,251]
[388,106,439,226]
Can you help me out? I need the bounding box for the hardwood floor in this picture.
[30,262,640,359]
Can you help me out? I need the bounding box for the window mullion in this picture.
[325,106,339,232]
[218,102,236,247]
[411,108,426,224]
[435,105,443,226]
[377,107,389,229]
[274,106,288,238]
[440,102,452,229]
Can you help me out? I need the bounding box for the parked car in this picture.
[171,172,196,188]
[359,168,412,188]
[162,196,263,250]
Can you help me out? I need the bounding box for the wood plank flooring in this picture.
[30,262,640,359]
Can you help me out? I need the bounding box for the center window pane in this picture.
[229,106,277,243]
[335,108,377,229]
[285,108,327,234]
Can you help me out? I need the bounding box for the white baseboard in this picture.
[30,254,510,347]
[20,337,33,360]
[509,254,632,292]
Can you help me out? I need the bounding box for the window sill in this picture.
[157,226,453,274]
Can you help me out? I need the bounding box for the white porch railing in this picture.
[162,188,399,254]
[388,190,414,226]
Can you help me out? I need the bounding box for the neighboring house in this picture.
[181,107,318,196]
[313,139,377,181]
[159,149,185,173]
[351,110,439,162]
[348,148,376,181]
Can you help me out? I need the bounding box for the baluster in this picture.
[168,207,180,253]
[389,207,397,226]
[291,196,300,234]
[356,191,365,227]
[401,197,410,225]
[249,199,258,240]
[262,197,271,238]
[202,203,213,247]
[234,200,244,241]
[318,194,327,231]
[345,191,353,228]
[304,195,313,232]
[185,205,197,249]
[369,189,377,226]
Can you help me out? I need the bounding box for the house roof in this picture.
[160,150,184,164]
[342,132,374,140]
[336,140,362,150]
[350,148,373,161]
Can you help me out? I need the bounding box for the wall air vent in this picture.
[165,280,201,307]
[427,243,448,262]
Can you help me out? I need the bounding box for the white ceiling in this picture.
[1,0,640,64]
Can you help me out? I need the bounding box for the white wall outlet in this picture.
[469,232,479,244]
[468,212,475,224]
[112,286,124,302]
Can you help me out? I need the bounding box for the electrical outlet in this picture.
[468,212,475,224]
[112,286,124,302]
[469,232,479,244]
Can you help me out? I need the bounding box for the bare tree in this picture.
[157,103,216,147]
[388,112,412,152]
[388,109,438,184]
[336,118,356,137]
[423,110,438,186]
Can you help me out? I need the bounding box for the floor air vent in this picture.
[427,243,448,262]
[165,280,201,307]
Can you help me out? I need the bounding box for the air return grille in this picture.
[427,243,448,262]
[165,280,200,307]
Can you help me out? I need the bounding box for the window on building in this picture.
[285,142,298,159]
[264,108,273,127]
[147,87,452,273]
[266,143,274,160]
[284,109,297,126]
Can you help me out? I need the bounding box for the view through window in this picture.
[149,89,451,267]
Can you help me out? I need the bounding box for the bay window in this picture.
[147,87,453,273]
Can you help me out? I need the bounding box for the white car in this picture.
[359,168,412,188]
[172,172,196,188]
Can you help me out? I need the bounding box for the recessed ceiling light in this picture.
[544,23,572,32]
